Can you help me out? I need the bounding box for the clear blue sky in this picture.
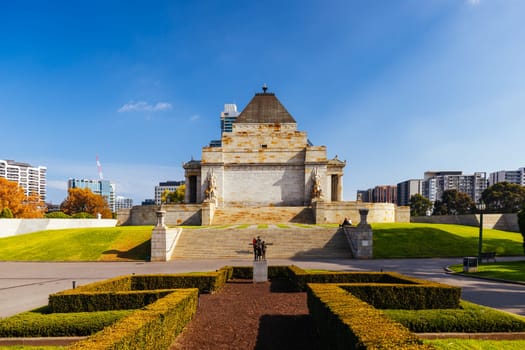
[1,0,524,205]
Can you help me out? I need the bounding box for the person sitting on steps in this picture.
[340,217,352,227]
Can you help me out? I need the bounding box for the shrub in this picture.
[0,309,132,337]
[69,289,198,350]
[45,211,71,218]
[72,212,95,218]
[307,283,433,349]
[0,207,13,218]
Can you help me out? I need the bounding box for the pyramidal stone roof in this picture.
[235,89,296,124]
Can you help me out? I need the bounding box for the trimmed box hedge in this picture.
[0,309,132,337]
[49,289,176,313]
[49,267,232,313]
[340,283,461,309]
[307,283,434,349]
[69,288,198,350]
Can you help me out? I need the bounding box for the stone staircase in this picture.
[211,206,314,225]
[170,226,351,260]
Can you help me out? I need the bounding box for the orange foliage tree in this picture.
[0,178,46,218]
[60,188,112,218]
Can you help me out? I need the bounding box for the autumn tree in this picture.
[482,182,525,213]
[409,194,433,217]
[60,188,112,218]
[0,178,45,218]
[161,184,185,204]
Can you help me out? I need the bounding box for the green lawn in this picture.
[449,260,525,282]
[372,223,523,258]
[425,339,525,349]
[0,226,152,261]
[0,222,522,261]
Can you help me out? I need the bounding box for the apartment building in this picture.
[0,159,47,200]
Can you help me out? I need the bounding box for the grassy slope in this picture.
[426,339,525,350]
[372,223,523,258]
[449,260,525,282]
[0,223,522,261]
[0,226,152,261]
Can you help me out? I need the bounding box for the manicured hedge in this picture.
[49,290,176,313]
[384,300,525,333]
[307,283,434,349]
[69,288,198,350]
[0,309,132,337]
[340,283,460,309]
[49,267,232,313]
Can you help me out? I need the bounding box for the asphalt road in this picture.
[1,257,524,318]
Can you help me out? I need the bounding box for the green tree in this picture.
[482,182,525,213]
[0,207,13,218]
[518,205,525,255]
[433,190,475,215]
[161,184,186,204]
[409,194,433,217]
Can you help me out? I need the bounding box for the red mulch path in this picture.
[170,278,321,350]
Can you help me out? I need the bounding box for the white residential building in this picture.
[0,159,47,200]
[115,196,133,210]
[489,167,525,186]
[422,171,487,204]
[155,180,185,205]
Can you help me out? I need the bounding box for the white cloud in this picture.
[118,101,173,112]
[466,0,480,6]
[190,114,200,121]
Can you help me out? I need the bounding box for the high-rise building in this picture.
[357,186,397,203]
[422,171,487,204]
[0,159,47,200]
[155,180,185,205]
[209,104,240,147]
[115,196,133,210]
[397,179,422,206]
[68,178,116,212]
[489,167,525,186]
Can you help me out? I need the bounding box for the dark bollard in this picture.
[72,281,76,289]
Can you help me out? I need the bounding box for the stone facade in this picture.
[184,89,345,207]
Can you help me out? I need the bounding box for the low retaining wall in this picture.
[0,219,118,238]
[118,204,201,226]
[411,213,519,232]
[313,201,410,224]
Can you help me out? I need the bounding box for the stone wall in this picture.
[313,201,409,224]
[0,218,117,238]
[411,213,520,232]
[119,204,202,226]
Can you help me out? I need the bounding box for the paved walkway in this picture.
[1,257,524,318]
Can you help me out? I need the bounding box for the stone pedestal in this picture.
[253,260,268,283]
[341,208,373,259]
[201,200,216,226]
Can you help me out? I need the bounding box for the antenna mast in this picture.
[96,155,104,180]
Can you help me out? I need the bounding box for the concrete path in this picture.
[1,257,524,318]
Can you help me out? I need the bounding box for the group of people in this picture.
[251,236,267,261]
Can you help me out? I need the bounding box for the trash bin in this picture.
[463,257,478,272]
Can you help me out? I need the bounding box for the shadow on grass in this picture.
[102,239,151,261]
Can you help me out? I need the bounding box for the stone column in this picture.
[151,210,167,261]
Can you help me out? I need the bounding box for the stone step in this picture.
[211,206,314,225]
[171,227,351,259]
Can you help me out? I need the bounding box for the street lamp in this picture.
[476,200,486,264]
